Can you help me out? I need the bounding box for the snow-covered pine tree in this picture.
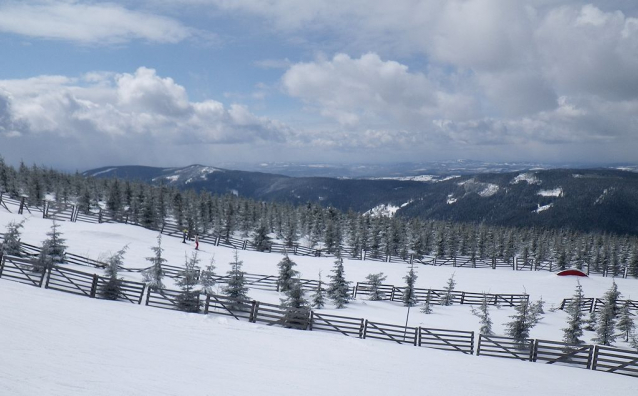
[2,220,24,256]
[562,281,585,345]
[45,221,67,264]
[528,297,545,326]
[252,222,271,252]
[504,297,535,347]
[420,290,433,314]
[471,293,493,335]
[199,256,217,294]
[281,280,310,329]
[176,251,201,313]
[593,301,618,346]
[277,252,299,293]
[142,234,166,291]
[365,272,387,301]
[101,246,128,300]
[616,303,635,342]
[584,310,598,331]
[311,272,325,309]
[326,256,351,308]
[402,266,418,307]
[223,249,249,309]
[32,241,53,273]
[592,281,622,346]
[440,273,456,306]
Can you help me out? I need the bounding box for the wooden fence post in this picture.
[90,274,99,298]
[44,265,54,289]
[362,319,368,339]
[250,301,259,323]
[145,287,152,306]
[309,311,314,331]
[413,327,419,346]
[460,291,465,305]
[476,334,483,356]
[591,346,599,370]
[353,283,359,298]
[0,256,4,279]
[531,339,539,362]
[203,294,210,314]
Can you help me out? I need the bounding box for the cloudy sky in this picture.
[1,0,637,170]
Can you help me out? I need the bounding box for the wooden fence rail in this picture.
[418,327,474,354]
[476,334,535,361]
[532,339,594,370]
[0,254,47,287]
[363,320,418,346]
[592,345,638,377]
[309,312,365,338]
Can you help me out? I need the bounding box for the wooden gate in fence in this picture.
[203,294,254,321]
[418,327,474,354]
[592,345,638,377]
[532,340,594,369]
[363,320,418,346]
[0,255,47,287]
[476,334,534,361]
[309,312,365,337]
[252,301,310,330]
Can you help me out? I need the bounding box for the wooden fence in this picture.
[476,334,535,361]
[418,327,475,354]
[354,282,529,307]
[560,297,638,316]
[592,345,638,377]
[1,261,636,378]
[45,265,146,303]
[0,254,47,287]
[532,339,594,369]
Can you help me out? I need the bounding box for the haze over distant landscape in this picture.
[1,1,638,170]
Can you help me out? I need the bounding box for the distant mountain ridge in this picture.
[84,165,638,235]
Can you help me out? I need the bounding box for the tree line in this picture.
[1,158,638,278]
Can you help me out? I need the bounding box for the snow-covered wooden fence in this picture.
[476,335,535,361]
[560,297,638,316]
[0,254,47,287]
[308,312,365,337]
[354,282,529,307]
[363,320,419,346]
[145,288,200,312]
[419,327,475,354]
[45,265,146,303]
[592,345,638,377]
[532,339,594,369]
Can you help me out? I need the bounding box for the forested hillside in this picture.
[2,159,638,278]
[84,164,638,235]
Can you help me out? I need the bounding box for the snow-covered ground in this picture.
[538,188,563,197]
[1,206,638,395]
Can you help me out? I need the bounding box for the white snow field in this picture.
[1,207,638,395]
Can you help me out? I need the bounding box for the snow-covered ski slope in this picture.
[1,208,637,395]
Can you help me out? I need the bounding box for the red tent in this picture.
[556,269,588,277]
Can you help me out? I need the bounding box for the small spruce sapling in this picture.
[504,295,536,347]
[101,246,128,300]
[32,241,53,273]
[281,281,310,329]
[584,310,598,332]
[277,252,299,293]
[326,256,351,308]
[223,250,250,309]
[311,271,325,309]
[142,234,166,291]
[562,281,585,345]
[440,273,456,306]
[176,251,201,313]
[45,221,67,264]
[471,293,494,335]
[199,255,217,294]
[2,220,24,256]
[402,266,418,307]
[420,290,433,314]
[616,303,635,342]
[365,272,387,301]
